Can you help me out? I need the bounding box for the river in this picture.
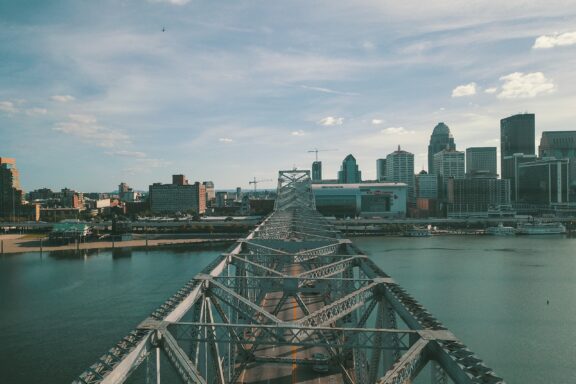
[1,236,575,383]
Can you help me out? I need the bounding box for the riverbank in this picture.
[0,234,236,255]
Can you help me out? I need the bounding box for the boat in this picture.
[485,223,516,236]
[516,222,567,235]
[404,227,431,237]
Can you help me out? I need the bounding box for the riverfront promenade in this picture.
[0,234,234,255]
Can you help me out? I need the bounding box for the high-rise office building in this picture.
[500,113,535,175]
[466,147,497,177]
[539,131,576,158]
[518,158,570,205]
[539,131,576,199]
[312,161,322,182]
[203,181,215,204]
[338,154,362,183]
[502,153,537,201]
[0,157,23,220]
[376,158,387,182]
[149,176,206,214]
[433,149,465,179]
[428,122,456,174]
[447,178,511,217]
[386,146,414,201]
[215,191,228,208]
[415,171,438,199]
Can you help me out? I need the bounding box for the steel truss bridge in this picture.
[74,170,505,384]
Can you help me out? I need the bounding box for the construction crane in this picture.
[307,148,337,161]
[249,177,273,193]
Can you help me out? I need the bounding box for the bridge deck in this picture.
[74,170,504,384]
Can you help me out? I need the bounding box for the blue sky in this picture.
[1,0,576,192]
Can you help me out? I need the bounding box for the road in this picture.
[240,263,344,383]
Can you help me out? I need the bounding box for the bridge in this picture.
[74,169,505,384]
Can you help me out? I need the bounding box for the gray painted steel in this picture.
[74,169,504,384]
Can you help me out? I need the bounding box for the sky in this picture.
[1,0,576,192]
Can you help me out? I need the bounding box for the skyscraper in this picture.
[539,131,576,158]
[539,131,576,199]
[518,158,570,205]
[500,113,535,176]
[338,154,362,183]
[466,147,497,177]
[312,161,322,182]
[386,146,414,201]
[376,158,387,182]
[428,122,456,174]
[0,157,23,220]
[502,153,537,201]
[434,149,465,179]
[203,181,215,204]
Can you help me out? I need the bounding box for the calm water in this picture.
[1,237,575,383]
[354,235,576,384]
[0,248,218,383]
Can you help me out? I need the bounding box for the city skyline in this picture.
[1,1,576,191]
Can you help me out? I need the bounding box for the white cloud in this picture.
[54,114,129,147]
[0,101,18,113]
[451,82,477,97]
[148,0,190,5]
[497,72,555,99]
[69,114,97,124]
[51,95,75,103]
[300,85,358,96]
[25,108,48,116]
[362,41,376,51]
[381,127,415,135]
[291,130,305,136]
[371,119,384,125]
[108,150,147,158]
[484,87,498,94]
[318,116,344,126]
[533,31,576,49]
[218,138,233,143]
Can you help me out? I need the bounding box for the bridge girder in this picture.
[74,168,505,384]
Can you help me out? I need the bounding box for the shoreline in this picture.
[0,234,236,255]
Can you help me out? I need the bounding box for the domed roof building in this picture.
[428,122,456,174]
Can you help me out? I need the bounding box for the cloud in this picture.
[291,130,305,136]
[148,0,190,5]
[108,150,147,158]
[381,127,415,135]
[451,82,477,97]
[51,95,75,103]
[371,119,384,125]
[484,87,498,94]
[497,72,555,99]
[318,116,344,126]
[218,138,233,143]
[0,101,18,114]
[25,108,48,116]
[362,41,376,51]
[54,114,129,147]
[533,31,576,49]
[299,85,358,96]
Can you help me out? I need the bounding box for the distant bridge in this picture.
[74,169,504,384]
